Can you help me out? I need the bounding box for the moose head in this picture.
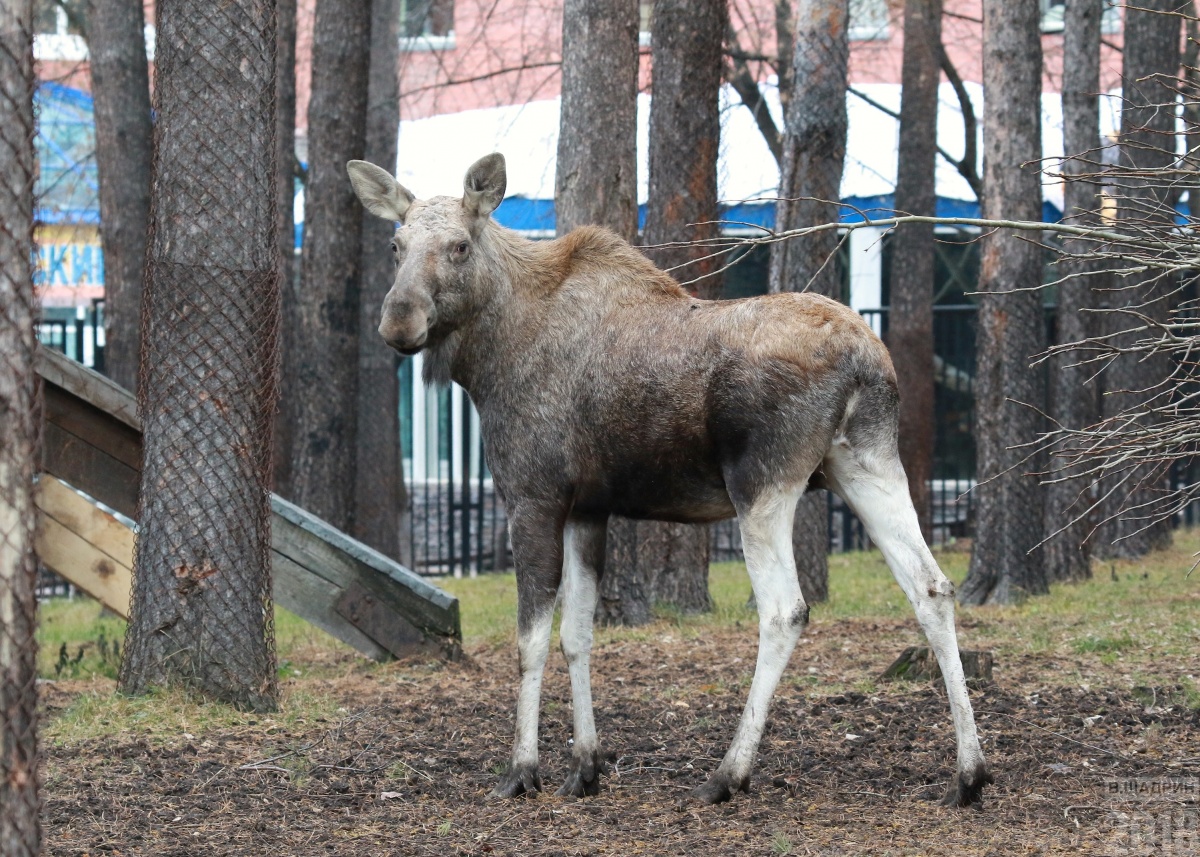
[346,154,507,354]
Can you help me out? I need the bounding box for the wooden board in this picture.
[35,476,134,617]
[34,344,463,661]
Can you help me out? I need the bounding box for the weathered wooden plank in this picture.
[43,385,142,469]
[42,422,140,518]
[36,344,140,429]
[272,495,459,634]
[35,344,462,661]
[36,476,135,566]
[335,581,443,659]
[271,552,390,661]
[36,514,133,618]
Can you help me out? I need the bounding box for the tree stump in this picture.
[881,646,993,685]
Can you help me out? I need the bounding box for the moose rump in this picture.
[347,153,992,808]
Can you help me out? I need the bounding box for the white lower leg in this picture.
[713,489,807,788]
[560,525,600,763]
[512,608,555,770]
[826,448,986,781]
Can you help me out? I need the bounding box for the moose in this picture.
[347,153,992,807]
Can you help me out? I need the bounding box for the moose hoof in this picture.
[489,764,542,800]
[691,771,749,805]
[939,762,994,808]
[555,751,605,798]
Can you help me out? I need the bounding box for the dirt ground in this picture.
[39,618,1199,857]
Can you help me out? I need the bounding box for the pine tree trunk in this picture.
[553,0,643,625]
[85,0,152,394]
[0,5,41,852]
[272,0,296,493]
[1043,0,1102,582]
[1095,0,1180,559]
[888,0,941,543]
[624,0,726,616]
[119,0,280,711]
[278,0,372,529]
[352,0,406,559]
[767,0,850,605]
[959,0,1047,605]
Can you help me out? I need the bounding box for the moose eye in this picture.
[454,241,469,256]
[390,242,399,254]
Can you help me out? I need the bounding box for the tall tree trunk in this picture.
[627,0,726,616]
[554,0,641,625]
[278,0,372,529]
[85,0,152,394]
[119,0,280,711]
[959,0,1047,605]
[767,0,851,605]
[0,5,41,853]
[1043,0,1102,581]
[272,0,296,492]
[1095,0,1181,559]
[888,0,942,543]
[352,0,406,559]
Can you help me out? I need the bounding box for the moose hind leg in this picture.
[824,443,992,807]
[693,486,808,805]
[556,518,607,797]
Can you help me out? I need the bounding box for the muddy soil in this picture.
[41,620,1199,856]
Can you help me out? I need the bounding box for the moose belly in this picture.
[572,452,736,524]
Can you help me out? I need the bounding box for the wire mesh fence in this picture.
[117,0,281,712]
[1,4,43,855]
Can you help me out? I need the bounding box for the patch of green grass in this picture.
[43,683,342,746]
[36,600,126,680]
[771,831,793,855]
[1072,634,1136,654]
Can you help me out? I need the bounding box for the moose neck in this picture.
[419,220,542,406]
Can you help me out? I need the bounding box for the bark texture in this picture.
[1043,0,1102,581]
[352,0,406,559]
[0,5,41,853]
[119,0,280,711]
[620,0,727,616]
[279,0,372,529]
[766,0,851,605]
[959,0,1047,605]
[553,0,643,624]
[888,0,942,543]
[1095,0,1182,559]
[272,0,296,492]
[85,0,152,393]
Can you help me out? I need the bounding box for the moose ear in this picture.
[462,153,506,220]
[347,160,415,223]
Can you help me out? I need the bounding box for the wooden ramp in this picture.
[35,345,461,661]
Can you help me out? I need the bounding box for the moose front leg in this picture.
[490,504,566,799]
[556,517,607,797]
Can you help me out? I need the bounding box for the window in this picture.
[638,1,654,48]
[849,0,889,42]
[1041,0,1121,34]
[34,0,87,61]
[401,0,455,51]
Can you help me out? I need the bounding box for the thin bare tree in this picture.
[1093,0,1183,559]
[84,0,152,393]
[0,3,42,852]
[958,0,1046,605]
[888,0,943,542]
[353,0,406,559]
[278,0,372,529]
[635,0,728,615]
[1042,0,1103,581]
[767,0,851,605]
[553,0,643,625]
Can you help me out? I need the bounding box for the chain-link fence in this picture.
[118,0,281,712]
[1,4,42,855]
